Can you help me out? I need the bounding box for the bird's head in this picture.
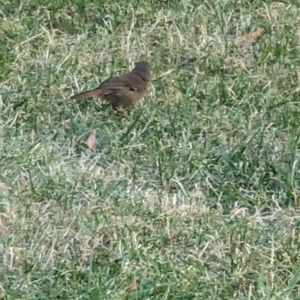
[133,61,151,81]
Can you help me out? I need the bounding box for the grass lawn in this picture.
[1,0,300,299]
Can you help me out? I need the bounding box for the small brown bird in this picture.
[71,61,151,110]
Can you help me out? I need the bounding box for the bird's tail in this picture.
[70,88,103,100]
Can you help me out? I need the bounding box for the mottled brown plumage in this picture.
[71,61,151,110]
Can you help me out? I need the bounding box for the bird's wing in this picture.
[99,73,143,91]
